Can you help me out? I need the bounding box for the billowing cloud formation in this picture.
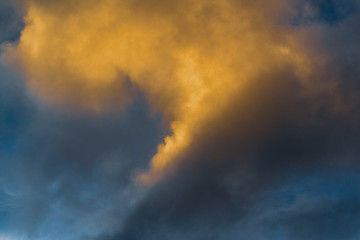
[6,0,316,181]
[1,0,360,239]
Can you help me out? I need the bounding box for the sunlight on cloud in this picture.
[4,0,314,182]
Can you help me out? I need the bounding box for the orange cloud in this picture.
[4,0,313,182]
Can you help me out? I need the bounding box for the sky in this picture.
[0,0,360,239]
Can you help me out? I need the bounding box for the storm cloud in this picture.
[0,0,360,240]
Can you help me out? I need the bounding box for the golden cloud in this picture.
[5,0,314,182]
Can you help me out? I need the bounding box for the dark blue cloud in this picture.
[0,64,33,155]
[0,0,28,154]
[0,97,167,239]
[0,60,167,239]
[0,60,34,239]
[268,172,360,240]
[0,0,24,45]
[293,0,358,25]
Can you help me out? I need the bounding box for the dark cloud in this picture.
[0,63,32,154]
[268,172,360,240]
[0,0,24,45]
[280,196,360,240]
[0,58,34,238]
[0,0,28,151]
[98,73,360,239]
[293,0,358,25]
[1,97,167,238]
[0,61,167,238]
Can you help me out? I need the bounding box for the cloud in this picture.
[5,0,315,182]
[102,55,360,239]
[293,0,357,25]
[1,0,360,239]
[0,97,166,239]
[0,57,166,239]
[0,0,23,45]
